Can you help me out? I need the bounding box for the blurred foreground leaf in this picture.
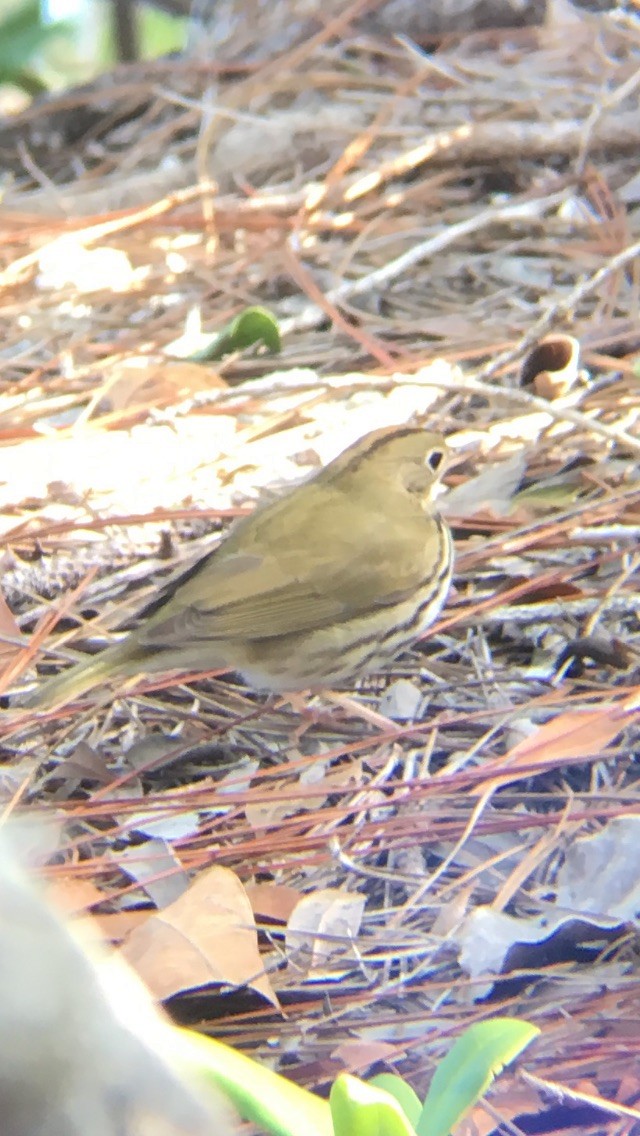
[416,1018,540,1136]
[0,0,70,92]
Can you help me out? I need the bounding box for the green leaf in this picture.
[416,1019,539,1136]
[189,305,281,362]
[7,69,48,96]
[330,1073,418,1136]
[0,0,69,81]
[514,482,582,508]
[169,1027,332,1136]
[369,1075,422,1127]
[226,306,281,353]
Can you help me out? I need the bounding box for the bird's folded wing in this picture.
[137,534,430,646]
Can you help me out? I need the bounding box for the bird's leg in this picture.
[274,691,313,715]
[322,691,397,731]
[271,690,331,742]
[275,690,396,733]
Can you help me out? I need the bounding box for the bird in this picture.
[24,425,454,711]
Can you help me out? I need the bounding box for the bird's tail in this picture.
[22,640,139,712]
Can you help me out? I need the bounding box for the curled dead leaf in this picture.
[121,865,279,1008]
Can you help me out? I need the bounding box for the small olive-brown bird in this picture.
[25,426,453,710]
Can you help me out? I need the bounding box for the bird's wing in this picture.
[137,502,439,648]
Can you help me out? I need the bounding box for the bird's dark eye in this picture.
[427,448,445,473]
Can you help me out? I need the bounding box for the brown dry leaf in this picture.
[0,591,23,667]
[322,758,364,790]
[331,1039,398,1068]
[47,877,104,915]
[102,359,226,413]
[244,789,298,828]
[518,580,584,603]
[93,909,154,943]
[245,882,301,924]
[486,700,639,787]
[245,757,364,827]
[0,591,21,639]
[297,755,364,811]
[285,888,366,976]
[431,886,472,938]
[121,864,279,1007]
[519,334,580,399]
[466,1080,540,1136]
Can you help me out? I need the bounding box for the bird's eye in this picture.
[426,448,445,473]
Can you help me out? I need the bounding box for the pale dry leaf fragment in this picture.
[293,756,366,813]
[37,238,136,294]
[379,678,422,721]
[124,734,195,774]
[1,413,239,516]
[443,452,528,519]
[545,0,595,46]
[456,897,630,1002]
[116,838,190,909]
[355,1020,436,1043]
[129,809,202,842]
[324,758,363,790]
[393,845,427,879]
[285,888,366,976]
[207,762,260,819]
[298,755,331,808]
[419,313,480,338]
[486,412,569,447]
[429,821,534,887]
[457,906,546,983]
[493,256,553,291]
[92,909,151,943]
[58,741,116,785]
[556,817,640,922]
[217,760,260,797]
[121,864,279,1007]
